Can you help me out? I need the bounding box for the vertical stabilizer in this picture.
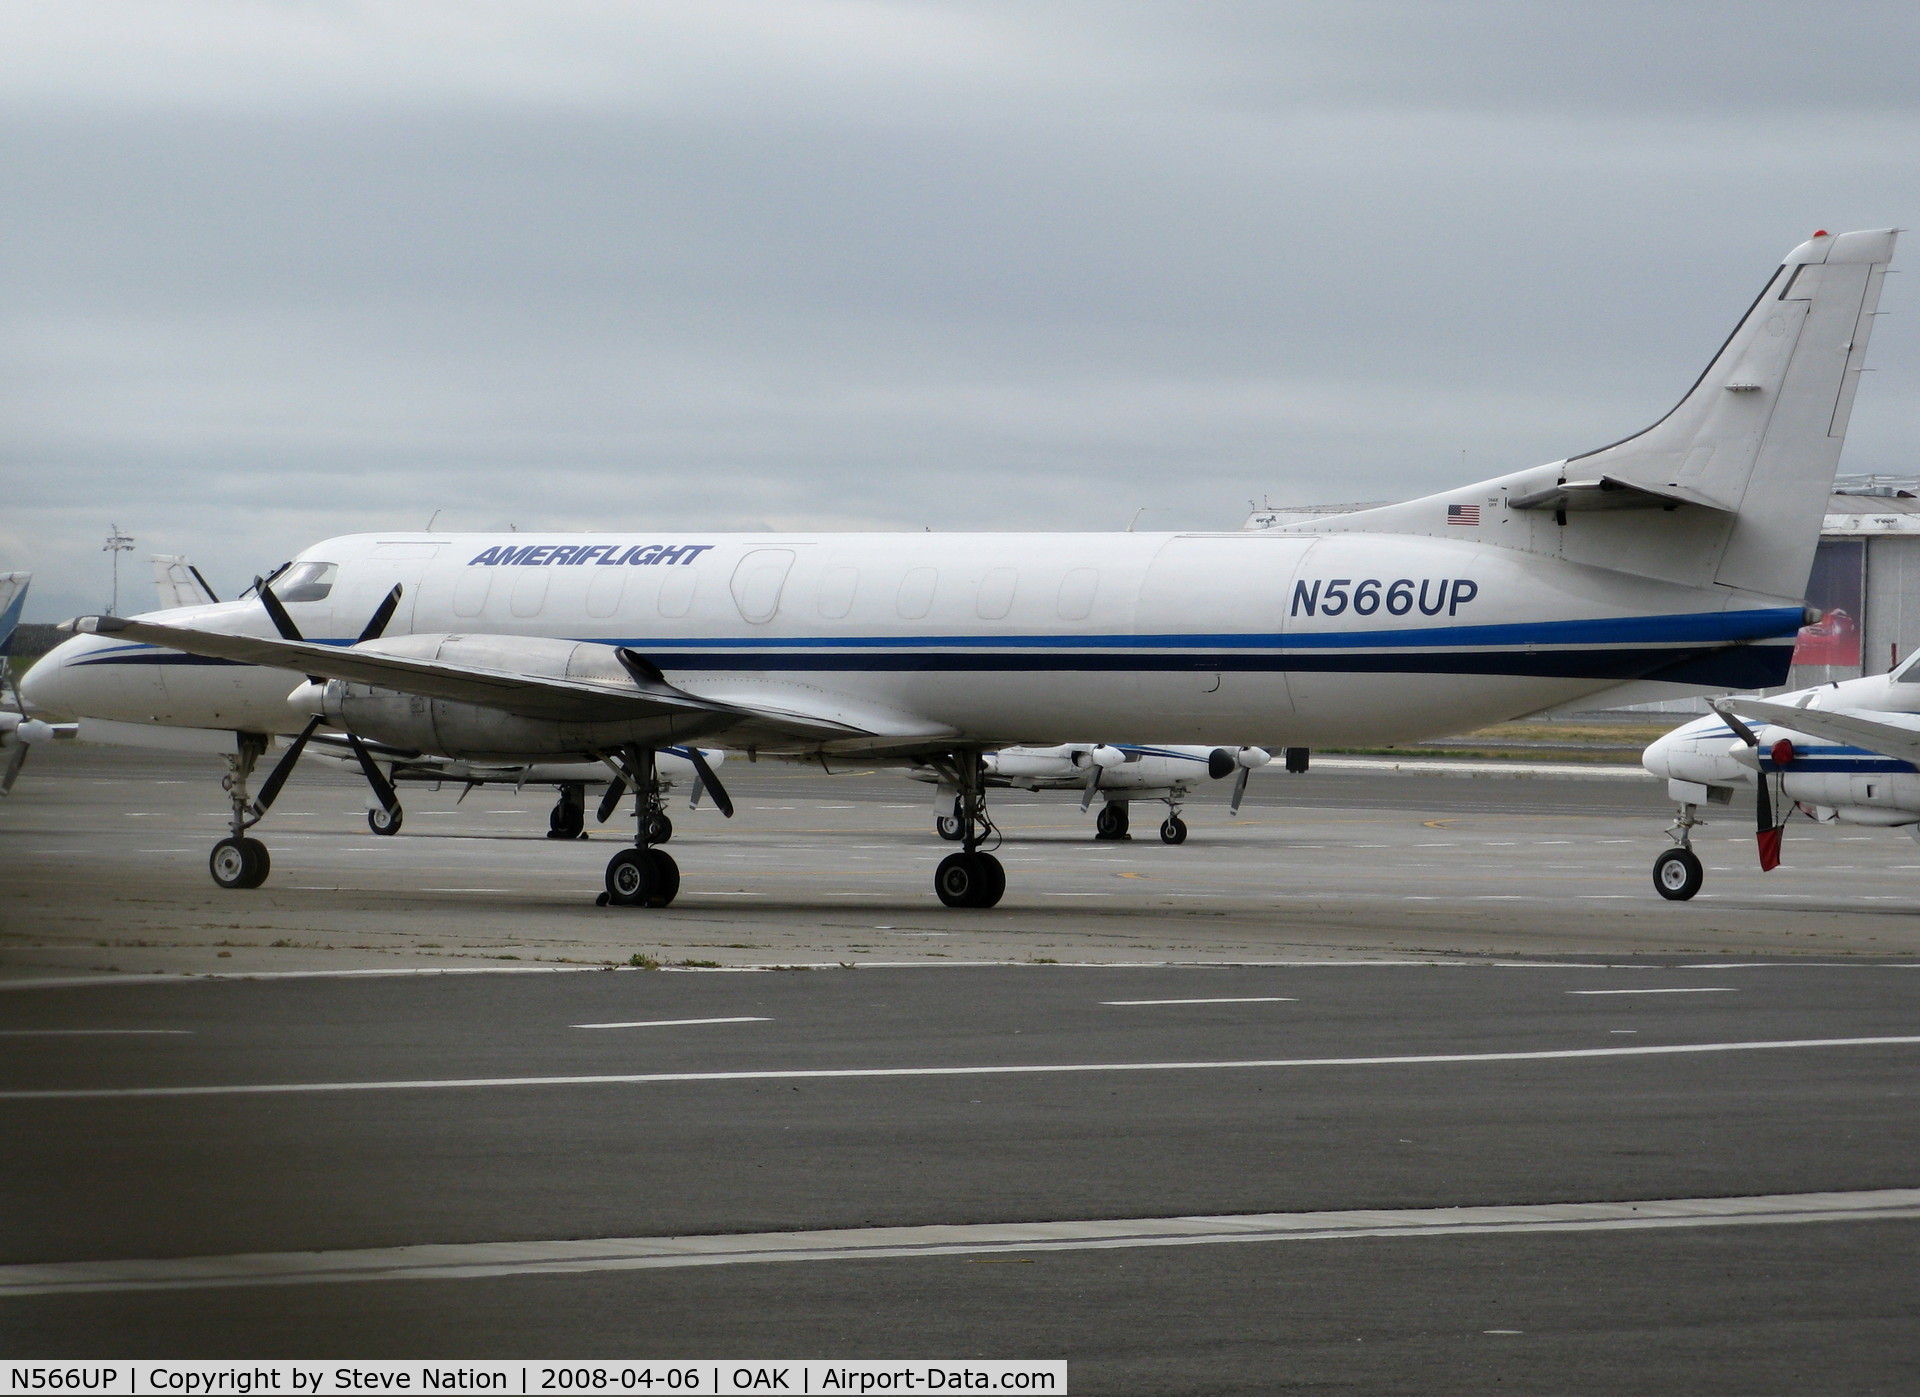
[0,573,29,656]
[1571,228,1896,599]
[152,556,220,610]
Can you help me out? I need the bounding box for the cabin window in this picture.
[658,568,697,618]
[897,567,938,620]
[976,567,1018,621]
[452,569,491,618]
[817,566,858,620]
[585,566,625,619]
[276,561,336,603]
[510,571,548,618]
[1057,567,1098,621]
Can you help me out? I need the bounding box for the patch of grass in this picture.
[1029,956,1059,964]
[680,959,722,968]
[628,953,661,970]
[492,954,521,961]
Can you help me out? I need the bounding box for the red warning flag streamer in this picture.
[1757,825,1783,872]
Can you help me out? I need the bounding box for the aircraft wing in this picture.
[66,615,872,740]
[1722,696,1920,769]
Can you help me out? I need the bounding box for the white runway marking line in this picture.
[0,1030,192,1037]
[4,1188,1915,1298]
[7,1035,1919,1101]
[572,1017,771,1030]
[1102,997,1298,1006]
[1567,988,1737,996]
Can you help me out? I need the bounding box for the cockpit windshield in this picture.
[1892,652,1920,684]
[276,561,337,603]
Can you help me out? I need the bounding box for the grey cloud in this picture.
[3,3,1917,618]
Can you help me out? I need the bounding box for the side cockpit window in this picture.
[1892,653,1920,684]
[277,561,337,603]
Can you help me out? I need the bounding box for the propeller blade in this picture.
[346,734,400,814]
[1754,767,1783,871]
[596,777,628,824]
[0,741,27,795]
[253,716,322,813]
[356,585,404,643]
[684,747,734,818]
[1711,701,1762,748]
[1229,766,1250,817]
[1079,762,1101,812]
[688,777,704,811]
[257,585,303,642]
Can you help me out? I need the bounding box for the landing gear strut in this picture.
[929,753,1005,908]
[209,734,271,889]
[1653,804,1705,901]
[600,746,680,908]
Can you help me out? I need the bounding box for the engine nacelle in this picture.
[288,633,731,761]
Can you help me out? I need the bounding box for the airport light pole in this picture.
[103,524,134,615]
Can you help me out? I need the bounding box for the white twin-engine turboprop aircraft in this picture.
[24,228,1897,909]
[917,742,1284,844]
[1642,664,1920,900]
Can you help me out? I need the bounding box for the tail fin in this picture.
[151,555,219,610]
[1303,229,1897,604]
[1565,228,1896,597]
[0,573,29,656]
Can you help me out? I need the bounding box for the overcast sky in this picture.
[6,1,1920,620]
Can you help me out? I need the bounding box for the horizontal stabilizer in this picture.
[1507,477,1734,514]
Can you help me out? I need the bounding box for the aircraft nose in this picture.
[1641,728,1679,778]
[16,639,77,719]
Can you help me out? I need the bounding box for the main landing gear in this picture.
[209,734,270,889]
[1094,800,1130,841]
[599,745,680,908]
[930,753,1005,908]
[1653,802,1706,901]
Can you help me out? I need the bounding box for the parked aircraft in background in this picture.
[916,743,1291,843]
[24,229,1899,909]
[1,573,76,794]
[1643,663,1920,899]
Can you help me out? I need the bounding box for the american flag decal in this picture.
[1447,504,1480,526]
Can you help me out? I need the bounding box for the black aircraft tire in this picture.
[1160,816,1188,845]
[645,813,674,845]
[1094,803,1131,840]
[368,806,403,836]
[548,803,585,840]
[210,836,270,890]
[644,849,680,908]
[936,800,965,841]
[935,852,1000,909]
[1652,848,1704,901]
[975,853,1006,908]
[605,848,655,907]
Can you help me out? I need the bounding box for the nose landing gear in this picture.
[1653,803,1706,900]
[207,735,272,889]
[547,782,587,840]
